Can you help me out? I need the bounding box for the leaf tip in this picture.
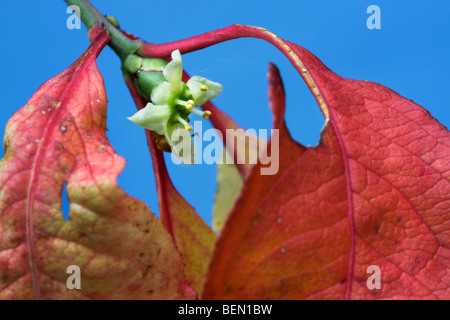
[267,62,286,129]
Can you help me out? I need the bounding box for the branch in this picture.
[64,0,142,60]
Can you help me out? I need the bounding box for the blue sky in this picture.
[1,1,449,225]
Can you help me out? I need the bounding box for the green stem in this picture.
[64,0,142,60]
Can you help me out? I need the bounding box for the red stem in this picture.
[138,24,312,87]
[123,74,175,235]
[139,24,256,58]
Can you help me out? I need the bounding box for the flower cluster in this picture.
[126,50,222,163]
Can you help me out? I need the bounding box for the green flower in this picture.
[127,50,223,164]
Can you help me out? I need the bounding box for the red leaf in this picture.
[206,53,449,299]
[0,31,195,300]
[146,25,450,299]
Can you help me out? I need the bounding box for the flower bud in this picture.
[122,54,168,101]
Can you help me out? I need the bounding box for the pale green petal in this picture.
[127,103,171,135]
[151,81,172,105]
[163,50,183,93]
[165,122,183,147]
[186,76,223,107]
[166,123,196,165]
